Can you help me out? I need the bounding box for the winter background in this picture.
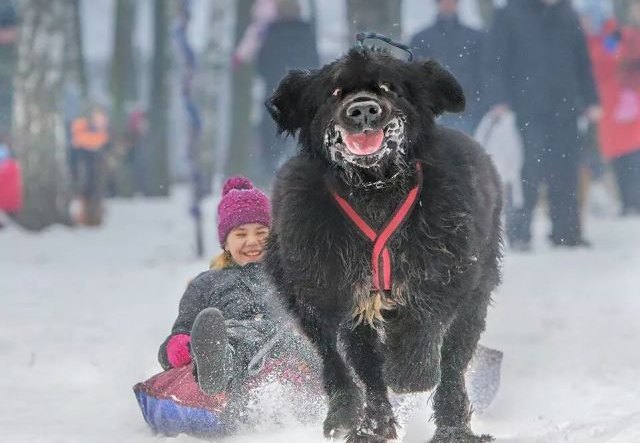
[2,0,640,442]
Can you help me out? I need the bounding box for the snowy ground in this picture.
[1,187,639,443]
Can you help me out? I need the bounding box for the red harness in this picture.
[331,162,423,293]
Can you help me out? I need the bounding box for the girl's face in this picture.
[224,223,270,266]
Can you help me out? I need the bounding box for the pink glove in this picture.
[166,334,192,368]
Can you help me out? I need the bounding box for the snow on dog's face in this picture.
[266,48,465,187]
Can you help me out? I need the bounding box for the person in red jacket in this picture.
[583,4,640,215]
[0,138,22,226]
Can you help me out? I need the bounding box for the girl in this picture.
[158,176,294,394]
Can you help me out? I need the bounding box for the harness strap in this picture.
[331,162,423,292]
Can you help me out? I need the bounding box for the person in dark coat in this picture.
[483,0,602,250]
[409,0,485,133]
[256,0,319,183]
[158,176,312,394]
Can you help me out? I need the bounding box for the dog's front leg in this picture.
[342,324,397,442]
[430,298,494,443]
[297,305,363,438]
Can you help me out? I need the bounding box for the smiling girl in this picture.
[158,176,287,394]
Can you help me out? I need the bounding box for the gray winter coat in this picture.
[158,262,306,373]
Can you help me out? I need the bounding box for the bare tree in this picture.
[111,0,137,123]
[346,0,403,42]
[226,0,254,177]
[13,0,73,230]
[109,0,138,197]
[64,0,88,99]
[146,0,170,196]
[199,0,231,193]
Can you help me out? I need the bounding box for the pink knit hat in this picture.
[217,176,271,246]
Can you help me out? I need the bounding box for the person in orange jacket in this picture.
[69,104,110,225]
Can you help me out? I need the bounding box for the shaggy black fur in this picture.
[264,48,502,443]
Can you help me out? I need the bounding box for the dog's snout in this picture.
[344,99,383,128]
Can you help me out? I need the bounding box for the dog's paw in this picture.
[360,404,398,440]
[345,429,388,443]
[342,403,398,443]
[430,426,493,443]
[323,389,363,439]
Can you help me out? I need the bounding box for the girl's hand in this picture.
[166,334,192,368]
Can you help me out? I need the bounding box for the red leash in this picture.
[331,162,423,293]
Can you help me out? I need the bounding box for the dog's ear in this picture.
[417,60,465,115]
[266,70,313,135]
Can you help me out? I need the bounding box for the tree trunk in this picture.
[111,0,137,136]
[226,0,254,177]
[65,0,88,99]
[13,0,73,230]
[199,0,231,194]
[146,0,170,196]
[346,0,403,43]
[109,0,137,197]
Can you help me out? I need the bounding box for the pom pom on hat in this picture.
[217,176,271,247]
[222,176,254,196]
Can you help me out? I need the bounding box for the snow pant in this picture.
[507,113,582,244]
[611,150,640,213]
[215,318,277,391]
[70,149,104,199]
[70,149,105,225]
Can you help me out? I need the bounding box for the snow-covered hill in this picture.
[1,187,639,443]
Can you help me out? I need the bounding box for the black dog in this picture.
[265,47,502,443]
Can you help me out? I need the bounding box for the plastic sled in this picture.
[133,357,320,438]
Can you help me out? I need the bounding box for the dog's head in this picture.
[267,48,465,187]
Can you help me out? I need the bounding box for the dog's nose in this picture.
[344,100,383,128]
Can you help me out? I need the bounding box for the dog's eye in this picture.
[332,88,342,97]
[379,83,391,93]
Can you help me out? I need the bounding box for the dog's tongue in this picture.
[343,130,384,155]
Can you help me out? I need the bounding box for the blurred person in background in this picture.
[70,104,110,226]
[410,0,485,134]
[483,0,601,250]
[125,103,148,195]
[614,0,640,214]
[257,0,319,184]
[0,137,22,228]
[233,0,278,68]
[581,0,640,216]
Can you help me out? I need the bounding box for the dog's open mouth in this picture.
[342,129,385,156]
[325,116,406,170]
